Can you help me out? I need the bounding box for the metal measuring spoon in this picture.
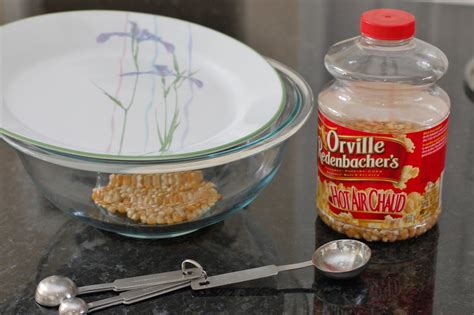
[191,239,371,290]
[57,260,205,314]
[35,267,201,307]
[58,280,191,314]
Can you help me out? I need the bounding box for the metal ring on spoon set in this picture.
[181,259,208,280]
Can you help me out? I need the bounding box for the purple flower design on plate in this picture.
[97,21,175,53]
[97,18,202,155]
[122,64,203,88]
[153,65,173,76]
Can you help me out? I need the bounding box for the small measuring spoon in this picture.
[57,260,205,314]
[58,280,191,314]
[191,239,371,290]
[35,267,202,307]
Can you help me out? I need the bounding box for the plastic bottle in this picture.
[317,9,450,242]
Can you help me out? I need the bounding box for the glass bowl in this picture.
[2,60,313,238]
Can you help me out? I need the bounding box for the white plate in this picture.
[0,11,285,160]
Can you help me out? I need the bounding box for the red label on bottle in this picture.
[316,111,448,226]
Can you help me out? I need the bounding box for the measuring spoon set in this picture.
[34,240,371,314]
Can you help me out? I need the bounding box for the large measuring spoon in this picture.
[35,267,202,307]
[191,239,371,290]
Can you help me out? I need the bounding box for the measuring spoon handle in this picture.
[87,281,190,313]
[86,296,123,313]
[125,281,190,304]
[276,260,314,272]
[191,260,313,290]
[77,283,115,295]
[114,268,200,290]
[77,268,201,294]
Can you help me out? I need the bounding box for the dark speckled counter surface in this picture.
[1,0,473,314]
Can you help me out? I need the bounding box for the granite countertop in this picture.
[1,0,474,314]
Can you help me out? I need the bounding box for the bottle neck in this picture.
[360,35,413,47]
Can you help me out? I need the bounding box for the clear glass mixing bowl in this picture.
[2,60,313,238]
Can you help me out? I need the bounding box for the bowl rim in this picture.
[2,59,314,173]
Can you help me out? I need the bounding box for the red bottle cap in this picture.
[361,9,415,40]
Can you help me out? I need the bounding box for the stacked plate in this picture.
[1,11,313,238]
[1,11,286,161]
